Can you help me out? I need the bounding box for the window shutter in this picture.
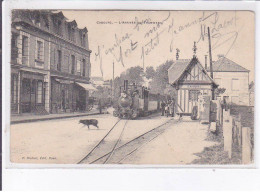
[24,37,29,56]
[67,55,70,73]
[41,40,44,61]
[81,60,83,76]
[40,42,43,60]
[17,35,23,64]
[54,48,56,68]
[35,39,38,60]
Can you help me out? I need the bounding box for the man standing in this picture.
[161,101,166,116]
[98,98,102,114]
[171,98,175,117]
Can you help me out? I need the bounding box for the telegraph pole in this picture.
[112,61,115,101]
[208,27,214,100]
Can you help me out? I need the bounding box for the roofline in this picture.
[211,70,250,73]
[12,10,89,37]
[169,59,191,84]
[171,57,217,86]
[13,21,92,53]
[212,57,250,72]
[195,58,218,86]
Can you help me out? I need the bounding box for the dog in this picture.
[79,119,99,129]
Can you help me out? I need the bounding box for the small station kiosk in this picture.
[168,56,218,121]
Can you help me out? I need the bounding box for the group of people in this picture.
[161,98,175,117]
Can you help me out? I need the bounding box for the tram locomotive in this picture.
[113,80,164,119]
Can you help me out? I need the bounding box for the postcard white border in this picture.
[2,0,260,190]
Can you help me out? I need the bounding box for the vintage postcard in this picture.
[8,10,254,166]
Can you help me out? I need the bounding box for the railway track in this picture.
[77,119,128,164]
[78,118,175,164]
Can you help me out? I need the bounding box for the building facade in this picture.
[207,55,250,106]
[11,10,92,114]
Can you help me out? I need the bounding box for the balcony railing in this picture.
[50,69,90,82]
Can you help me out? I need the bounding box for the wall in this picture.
[50,41,90,77]
[213,71,249,106]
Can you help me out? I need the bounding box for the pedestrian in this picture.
[171,98,175,117]
[165,104,170,117]
[168,101,171,116]
[98,98,102,114]
[161,101,166,116]
[223,97,229,111]
[76,99,80,112]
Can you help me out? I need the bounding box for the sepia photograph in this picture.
[8,9,254,165]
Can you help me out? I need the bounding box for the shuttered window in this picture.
[71,55,75,74]
[81,33,86,47]
[57,20,62,36]
[22,36,29,65]
[82,59,86,76]
[57,50,62,71]
[36,40,43,61]
[232,79,239,91]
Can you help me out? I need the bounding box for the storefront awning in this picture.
[76,82,98,91]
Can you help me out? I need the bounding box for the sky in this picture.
[62,10,255,82]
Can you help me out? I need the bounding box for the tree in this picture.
[145,66,156,79]
[124,66,144,84]
[92,85,112,107]
[149,60,173,95]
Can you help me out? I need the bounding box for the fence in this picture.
[221,107,254,164]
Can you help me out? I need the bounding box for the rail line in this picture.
[88,118,174,164]
[117,128,166,163]
[103,120,128,164]
[77,119,122,164]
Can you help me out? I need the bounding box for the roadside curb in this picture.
[11,112,106,125]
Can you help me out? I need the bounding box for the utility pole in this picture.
[208,27,214,100]
[176,48,180,60]
[142,47,145,70]
[205,55,208,70]
[112,61,115,101]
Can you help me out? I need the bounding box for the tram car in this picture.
[113,80,164,119]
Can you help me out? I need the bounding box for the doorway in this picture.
[21,78,31,113]
[61,89,66,112]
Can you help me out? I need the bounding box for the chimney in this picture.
[205,55,208,70]
[193,41,197,58]
[124,80,128,91]
[176,48,180,60]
